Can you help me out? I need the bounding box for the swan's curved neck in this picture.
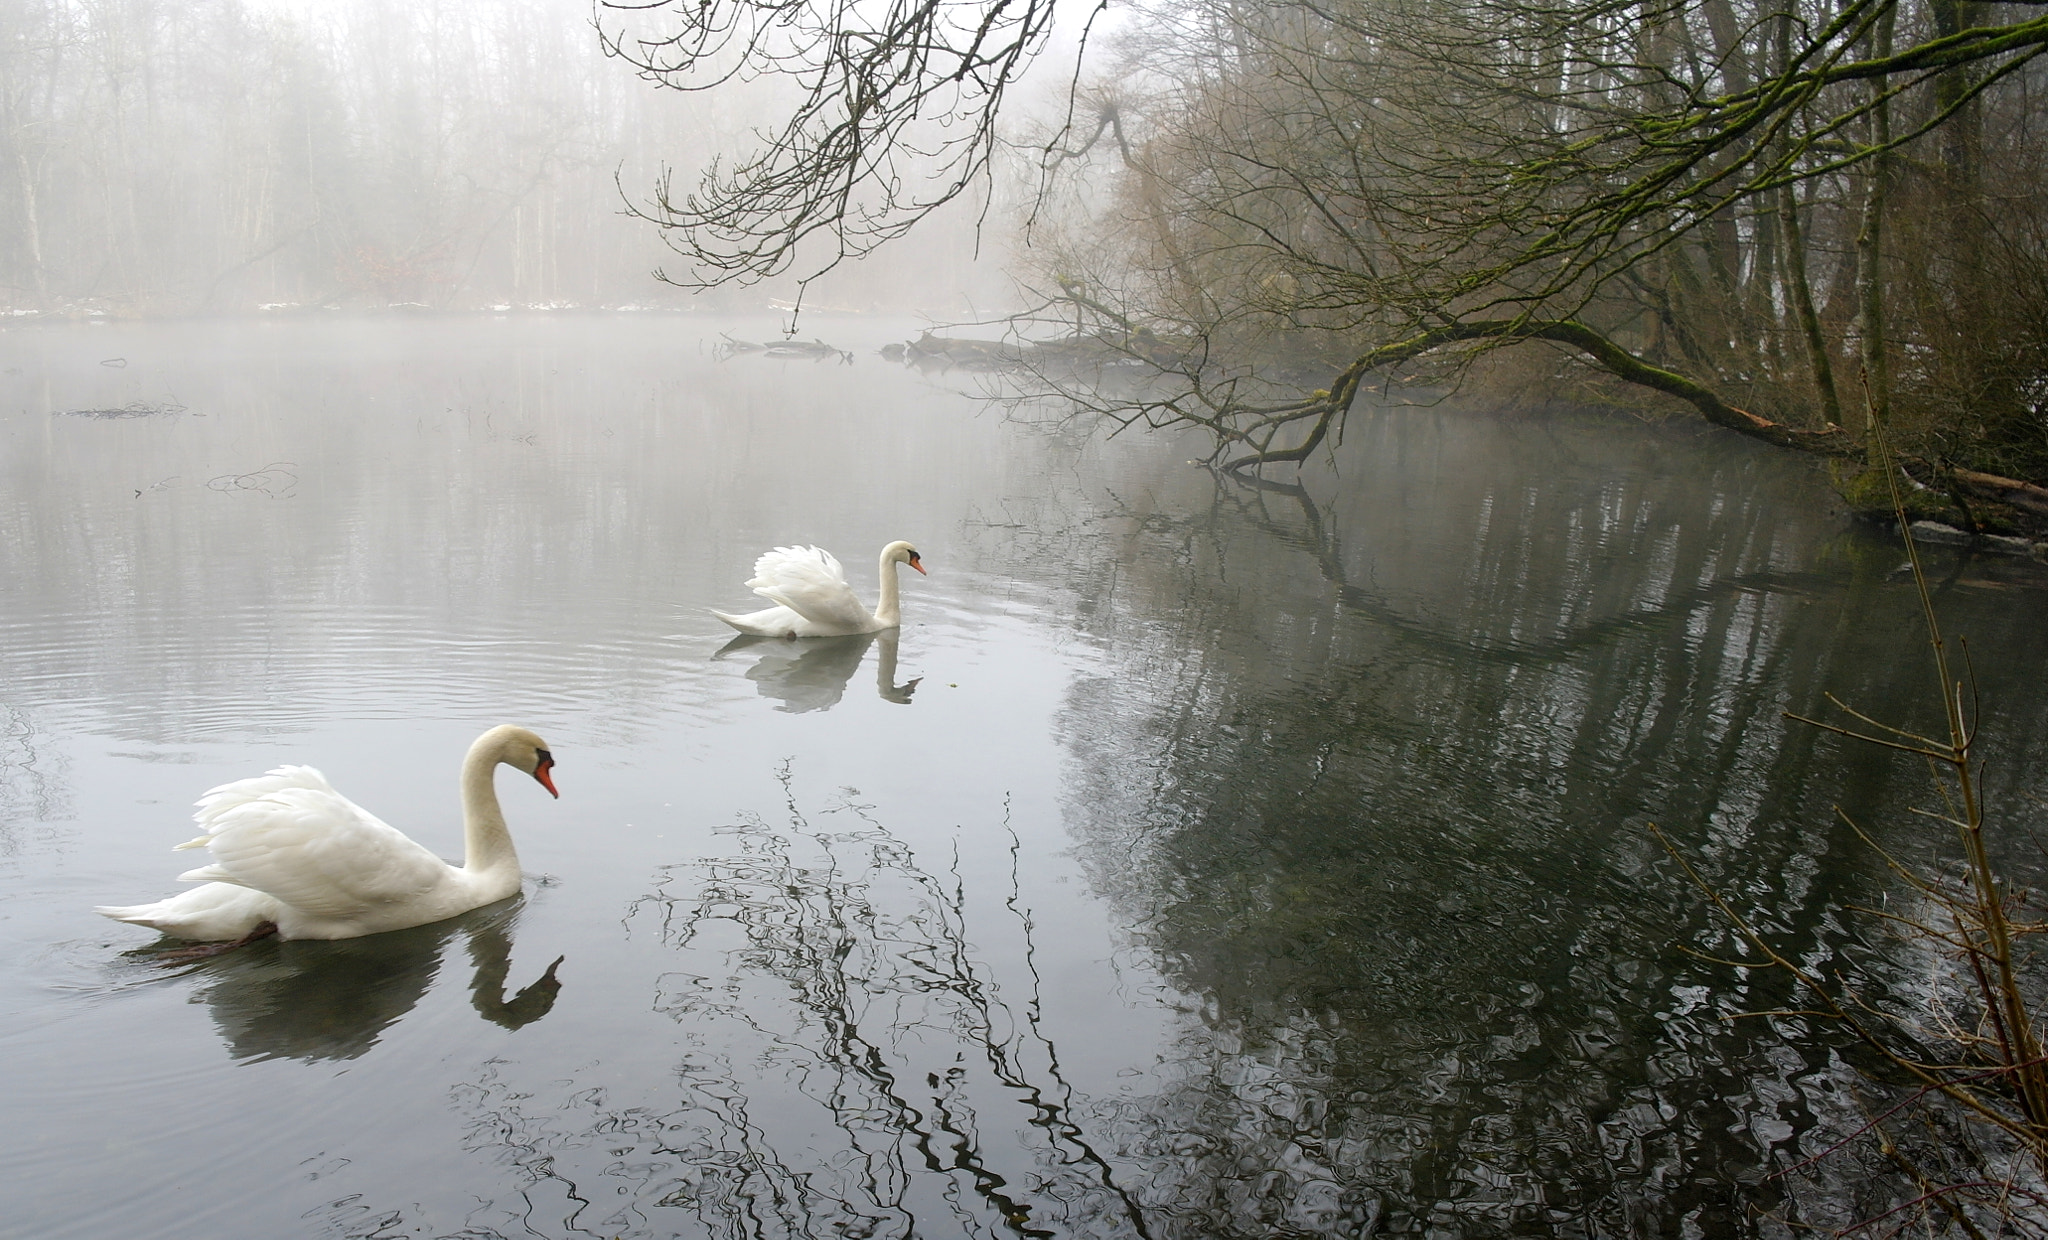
[459,738,520,877]
[873,549,903,627]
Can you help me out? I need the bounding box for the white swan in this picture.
[711,540,926,637]
[96,725,559,945]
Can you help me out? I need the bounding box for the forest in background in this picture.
[1012,0,2048,490]
[0,0,1006,316]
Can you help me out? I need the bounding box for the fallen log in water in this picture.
[888,329,1201,373]
[717,334,851,363]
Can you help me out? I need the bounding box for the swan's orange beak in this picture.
[909,555,927,575]
[533,756,560,798]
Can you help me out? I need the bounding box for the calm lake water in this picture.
[2,316,2046,1239]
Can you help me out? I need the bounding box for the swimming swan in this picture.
[96,725,559,946]
[711,541,926,638]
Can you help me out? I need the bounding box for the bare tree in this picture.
[597,0,1076,291]
[1013,0,2048,474]
[599,0,2048,493]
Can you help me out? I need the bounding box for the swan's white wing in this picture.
[173,765,451,917]
[745,545,874,631]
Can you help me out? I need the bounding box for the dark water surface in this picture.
[2,316,2045,1239]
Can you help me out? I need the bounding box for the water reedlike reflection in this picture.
[137,899,563,1063]
[713,629,922,712]
[603,776,1149,1239]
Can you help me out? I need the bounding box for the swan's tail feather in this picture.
[710,607,796,637]
[710,609,777,635]
[94,884,279,941]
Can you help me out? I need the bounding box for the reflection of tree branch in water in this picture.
[0,705,71,840]
[984,817,1154,1237]
[1205,467,1842,668]
[204,460,298,498]
[628,766,1151,1240]
[452,1056,608,1240]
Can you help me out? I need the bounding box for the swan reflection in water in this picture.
[138,898,564,1063]
[714,628,921,712]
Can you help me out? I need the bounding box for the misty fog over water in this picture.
[0,0,1015,316]
[2,315,2046,1237]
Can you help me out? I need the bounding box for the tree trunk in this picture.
[1855,3,1898,463]
[1780,180,1841,426]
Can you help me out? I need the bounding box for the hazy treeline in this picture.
[1,0,655,311]
[1023,0,2048,476]
[0,0,1000,315]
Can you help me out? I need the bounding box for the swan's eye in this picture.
[535,748,553,765]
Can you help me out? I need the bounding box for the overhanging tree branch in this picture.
[1202,318,1858,471]
[598,0,1087,288]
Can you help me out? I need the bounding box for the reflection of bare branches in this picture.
[204,461,298,498]
[0,706,71,847]
[451,1057,608,1240]
[623,767,1151,1239]
[56,400,186,418]
[1195,462,1839,668]
[476,412,538,445]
